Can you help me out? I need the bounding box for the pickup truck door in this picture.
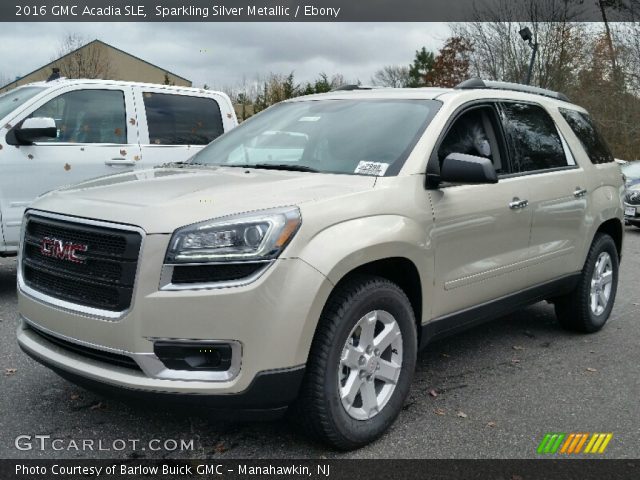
[0,84,141,250]
[133,86,235,167]
[430,104,534,318]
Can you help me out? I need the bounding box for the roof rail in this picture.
[455,78,570,102]
[331,84,376,92]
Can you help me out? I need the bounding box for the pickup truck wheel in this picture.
[555,233,619,333]
[294,275,417,450]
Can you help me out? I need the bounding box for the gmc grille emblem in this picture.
[40,237,88,264]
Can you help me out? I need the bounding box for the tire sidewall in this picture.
[582,235,619,330]
[322,282,417,446]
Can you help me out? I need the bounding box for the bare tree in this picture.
[330,73,346,89]
[613,22,640,95]
[574,32,640,160]
[52,34,112,79]
[452,0,588,91]
[451,0,640,158]
[371,65,411,87]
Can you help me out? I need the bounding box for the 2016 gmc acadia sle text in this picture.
[16,79,624,450]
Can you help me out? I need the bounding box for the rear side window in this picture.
[143,93,223,145]
[500,102,568,173]
[559,108,614,164]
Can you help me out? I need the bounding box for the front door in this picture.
[430,104,534,318]
[1,85,141,248]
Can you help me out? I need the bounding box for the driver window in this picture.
[438,107,503,173]
[28,89,127,144]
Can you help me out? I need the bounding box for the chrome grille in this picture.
[21,214,142,312]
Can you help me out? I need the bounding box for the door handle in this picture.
[509,197,529,210]
[105,158,135,167]
[573,187,587,198]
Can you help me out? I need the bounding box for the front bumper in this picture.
[624,202,640,225]
[18,323,304,415]
[17,230,333,403]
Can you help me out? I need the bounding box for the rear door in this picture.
[430,103,534,318]
[1,84,140,250]
[498,101,589,284]
[134,87,233,166]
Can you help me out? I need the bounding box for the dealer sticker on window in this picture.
[354,161,389,177]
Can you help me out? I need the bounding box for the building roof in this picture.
[0,39,191,90]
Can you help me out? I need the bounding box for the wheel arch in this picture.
[595,217,623,259]
[295,214,432,329]
[331,257,423,334]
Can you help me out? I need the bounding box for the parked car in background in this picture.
[621,161,640,188]
[17,80,623,450]
[0,79,237,256]
[621,162,640,227]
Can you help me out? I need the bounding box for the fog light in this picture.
[153,342,233,371]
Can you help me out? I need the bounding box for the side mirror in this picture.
[14,117,57,145]
[440,153,498,184]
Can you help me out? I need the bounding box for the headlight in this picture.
[165,206,301,264]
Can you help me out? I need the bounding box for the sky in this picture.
[0,22,450,90]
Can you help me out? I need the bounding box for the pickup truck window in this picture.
[0,86,45,120]
[29,89,127,144]
[192,99,440,176]
[143,93,224,145]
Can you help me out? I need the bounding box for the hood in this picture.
[31,166,377,233]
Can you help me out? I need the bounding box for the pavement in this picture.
[1,227,639,459]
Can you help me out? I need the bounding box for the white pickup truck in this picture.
[0,79,237,255]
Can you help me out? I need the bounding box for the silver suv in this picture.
[16,80,624,450]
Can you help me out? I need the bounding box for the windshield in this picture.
[191,99,440,176]
[0,86,46,121]
[622,161,640,186]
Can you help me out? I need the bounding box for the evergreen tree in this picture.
[408,47,435,87]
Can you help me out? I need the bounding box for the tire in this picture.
[293,275,417,450]
[555,233,619,333]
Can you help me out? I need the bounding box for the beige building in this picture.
[1,39,191,92]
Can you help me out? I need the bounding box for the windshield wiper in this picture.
[158,160,208,168]
[237,163,319,173]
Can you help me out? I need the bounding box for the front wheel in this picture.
[555,233,619,333]
[294,275,417,450]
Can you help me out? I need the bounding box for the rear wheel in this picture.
[555,233,619,333]
[294,275,417,450]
